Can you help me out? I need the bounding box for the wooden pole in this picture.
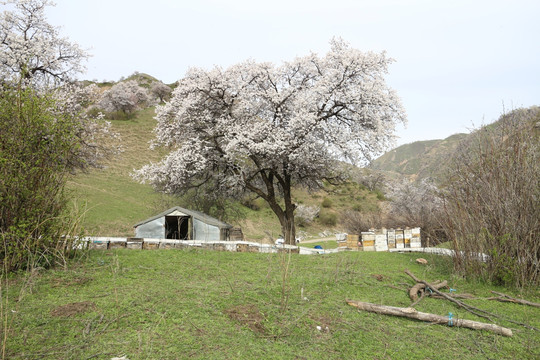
[488,291,540,308]
[346,300,513,337]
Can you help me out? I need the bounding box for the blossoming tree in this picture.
[0,0,87,86]
[135,39,407,244]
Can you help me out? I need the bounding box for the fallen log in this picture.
[404,269,539,331]
[488,291,540,308]
[346,299,513,337]
[409,280,448,302]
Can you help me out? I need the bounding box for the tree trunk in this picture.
[279,212,296,246]
[346,300,513,337]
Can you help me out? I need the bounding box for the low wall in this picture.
[79,237,309,254]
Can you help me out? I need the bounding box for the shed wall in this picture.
[193,218,221,241]
[135,217,165,238]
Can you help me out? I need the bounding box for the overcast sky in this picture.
[45,0,539,147]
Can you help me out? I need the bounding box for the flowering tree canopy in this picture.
[135,39,407,244]
[98,80,151,115]
[0,0,87,86]
[151,81,172,103]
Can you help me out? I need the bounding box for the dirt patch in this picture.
[371,274,387,282]
[310,313,338,332]
[50,301,97,317]
[224,304,266,334]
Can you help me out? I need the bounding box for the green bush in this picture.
[374,190,386,201]
[321,198,333,208]
[106,110,137,120]
[318,210,337,226]
[0,87,83,272]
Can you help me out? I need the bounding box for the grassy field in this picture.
[3,249,539,359]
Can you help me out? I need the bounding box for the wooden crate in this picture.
[89,241,108,249]
[126,241,142,249]
[143,240,159,250]
[108,241,126,249]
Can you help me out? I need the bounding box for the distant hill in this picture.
[369,133,467,180]
[371,106,540,181]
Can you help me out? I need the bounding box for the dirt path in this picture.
[300,236,337,244]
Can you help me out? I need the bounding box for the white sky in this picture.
[45,0,539,146]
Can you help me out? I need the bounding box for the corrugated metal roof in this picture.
[133,206,233,229]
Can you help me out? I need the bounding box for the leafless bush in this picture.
[340,210,383,234]
[385,177,445,246]
[440,107,540,287]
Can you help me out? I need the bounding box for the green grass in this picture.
[300,240,339,249]
[3,250,539,359]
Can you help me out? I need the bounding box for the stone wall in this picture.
[80,237,301,254]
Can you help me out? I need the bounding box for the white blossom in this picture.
[98,80,150,115]
[135,38,407,244]
[0,0,88,87]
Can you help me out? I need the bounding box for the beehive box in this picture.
[375,234,388,252]
[404,229,412,248]
[142,239,159,250]
[387,229,396,249]
[126,242,142,249]
[89,240,108,249]
[159,240,177,249]
[395,230,404,249]
[108,239,126,249]
[361,232,375,251]
[346,234,361,250]
[229,228,244,241]
[411,227,421,248]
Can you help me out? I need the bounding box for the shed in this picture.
[133,206,233,241]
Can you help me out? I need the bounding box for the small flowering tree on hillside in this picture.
[98,80,151,117]
[135,39,406,244]
[151,81,172,103]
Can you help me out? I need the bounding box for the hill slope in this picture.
[369,133,467,180]
[371,106,540,181]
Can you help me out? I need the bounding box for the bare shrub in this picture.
[341,211,383,234]
[441,107,540,287]
[385,177,444,246]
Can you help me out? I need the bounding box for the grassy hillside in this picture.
[370,133,467,180]
[371,106,540,182]
[68,107,380,240]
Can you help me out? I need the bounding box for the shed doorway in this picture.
[165,215,190,239]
